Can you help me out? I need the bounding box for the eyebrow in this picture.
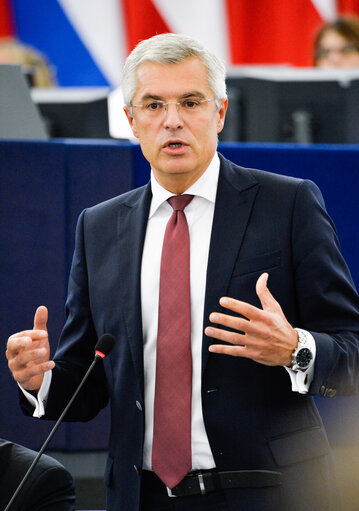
[140,94,163,102]
[139,91,207,102]
[181,91,206,99]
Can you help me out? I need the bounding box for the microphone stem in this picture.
[4,356,100,511]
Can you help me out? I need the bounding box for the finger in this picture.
[9,331,48,342]
[205,326,245,346]
[6,332,47,355]
[209,343,250,358]
[219,297,264,321]
[256,273,282,313]
[12,360,55,386]
[33,306,48,332]
[15,346,49,367]
[6,335,32,355]
[209,312,260,337]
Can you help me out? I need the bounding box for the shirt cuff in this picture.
[18,369,52,418]
[284,328,316,394]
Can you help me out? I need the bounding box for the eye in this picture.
[317,48,329,59]
[342,44,357,54]
[146,101,163,111]
[182,99,200,109]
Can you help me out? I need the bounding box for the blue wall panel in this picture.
[0,140,68,448]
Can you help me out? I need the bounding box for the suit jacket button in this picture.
[136,400,143,411]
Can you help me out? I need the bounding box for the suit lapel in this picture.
[115,156,259,385]
[202,155,259,373]
[117,184,152,397]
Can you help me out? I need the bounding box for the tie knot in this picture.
[167,194,194,212]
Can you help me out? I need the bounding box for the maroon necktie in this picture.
[152,194,194,489]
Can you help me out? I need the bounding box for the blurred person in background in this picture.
[0,37,55,86]
[314,16,359,68]
[0,438,75,511]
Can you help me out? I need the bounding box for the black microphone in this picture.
[4,334,115,511]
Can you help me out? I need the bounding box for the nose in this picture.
[328,51,342,65]
[163,102,183,130]
[322,48,346,67]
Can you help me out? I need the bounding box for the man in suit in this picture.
[0,438,75,510]
[6,33,359,511]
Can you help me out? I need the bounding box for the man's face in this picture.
[124,57,227,193]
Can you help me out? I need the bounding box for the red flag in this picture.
[119,0,359,68]
[121,0,171,53]
[225,0,322,67]
[338,0,359,13]
[0,0,15,38]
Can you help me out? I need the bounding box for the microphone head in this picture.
[95,334,115,358]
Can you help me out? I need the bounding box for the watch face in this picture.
[297,348,313,368]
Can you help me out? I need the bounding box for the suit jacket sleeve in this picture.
[40,209,109,421]
[290,179,359,396]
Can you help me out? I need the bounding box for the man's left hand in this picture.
[205,273,298,366]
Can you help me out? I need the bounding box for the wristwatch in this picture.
[291,330,313,372]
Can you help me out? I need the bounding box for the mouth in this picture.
[163,139,187,149]
[162,140,189,155]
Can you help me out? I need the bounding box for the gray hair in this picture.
[122,33,227,108]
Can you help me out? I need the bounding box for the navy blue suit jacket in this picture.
[24,154,359,510]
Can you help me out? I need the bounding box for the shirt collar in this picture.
[149,152,220,218]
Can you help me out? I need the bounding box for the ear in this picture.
[123,106,139,139]
[216,98,228,134]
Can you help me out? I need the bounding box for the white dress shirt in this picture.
[141,153,220,470]
[21,152,315,466]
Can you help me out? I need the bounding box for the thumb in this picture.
[33,305,48,332]
[256,273,281,313]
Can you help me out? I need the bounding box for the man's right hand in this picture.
[6,306,55,392]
